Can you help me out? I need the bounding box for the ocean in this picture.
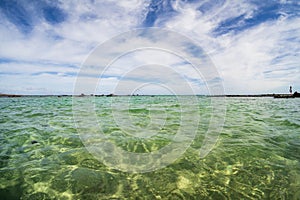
[0,96,299,199]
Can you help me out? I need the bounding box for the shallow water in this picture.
[0,96,299,199]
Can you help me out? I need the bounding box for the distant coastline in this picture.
[1,93,299,98]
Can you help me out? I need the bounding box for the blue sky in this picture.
[0,0,299,94]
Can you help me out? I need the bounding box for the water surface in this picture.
[0,96,299,199]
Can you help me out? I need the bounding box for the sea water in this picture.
[0,96,299,199]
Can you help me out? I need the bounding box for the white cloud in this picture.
[0,62,77,75]
[210,17,300,94]
[0,0,149,94]
[0,0,299,94]
[160,1,300,94]
[0,73,75,95]
[74,28,222,95]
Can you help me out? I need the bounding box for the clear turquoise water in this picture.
[0,96,299,199]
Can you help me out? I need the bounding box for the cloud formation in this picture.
[0,0,299,94]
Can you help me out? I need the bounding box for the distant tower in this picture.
[289,86,292,95]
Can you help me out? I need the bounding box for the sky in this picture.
[0,0,299,95]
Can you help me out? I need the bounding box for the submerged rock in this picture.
[31,140,38,144]
[70,168,118,195]
[23,192,51,200]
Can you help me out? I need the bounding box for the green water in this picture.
[0,96,299,199]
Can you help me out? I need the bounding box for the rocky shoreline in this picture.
[274,92,300,98]
[1,93,300,98]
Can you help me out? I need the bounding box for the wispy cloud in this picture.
[0,0,299,94]
[160,0,300,94]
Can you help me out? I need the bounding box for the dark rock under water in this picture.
[31,140,38,144]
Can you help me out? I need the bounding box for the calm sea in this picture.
[0,96,299,199]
